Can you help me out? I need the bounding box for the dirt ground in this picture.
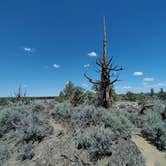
[132,135,166,166]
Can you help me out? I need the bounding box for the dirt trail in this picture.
[132,135,166,166]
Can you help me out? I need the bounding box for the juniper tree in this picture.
[84,17,123,108]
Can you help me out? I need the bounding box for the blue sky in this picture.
[0,0,166,96]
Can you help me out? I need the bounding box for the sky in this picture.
[0,0,166,96]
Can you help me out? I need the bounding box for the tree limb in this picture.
[84,73,100,85]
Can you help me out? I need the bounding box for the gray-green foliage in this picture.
[108,140,146,166]
[53,103,71,119]
[77,126,114,159]
[70,87,85,106]
[0,145,10,165]
[0,104,52,163]
[102,111,133,138]
[0,105,51,142]
[17,143,34,161]
[0,98,9,106]
[53,104,133,139]
[142,111,166,150]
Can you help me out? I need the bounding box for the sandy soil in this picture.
[132,135,166,166]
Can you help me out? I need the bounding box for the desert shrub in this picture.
[0,145,10,165]
[124,92,137,101]
[69,87,85,106]
[0,105,51,142]
[0,98,9,106]
[53,103,71,119]
[158,88,166,100]
[17,143,34,161]
[102,111,133,138]
[127,113,144,128]
[17,110,52,144]
[119,110,145,128]
[32,104,45,112]
[142,111,166,150]
[0,109,24,137]
[71,106,129,133]
[108,140,145,166]
[77,125,114,159]
[83,91,97,105]
[70,105,104,130]
[57,81,78,102]
[21,127,45,143]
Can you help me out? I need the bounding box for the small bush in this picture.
[0,109,23,137]
[21,127,45,143]
[102,111,133,138]
[77,125,114,159]
[0,145,10,165]
[108,140,145,166]
[142,111,166,150]
[70,106,104,129]
[122,111,144,128]
[0,98,9,106]
[53,103,71,119]
[124,92,137,101]
[70,87,85,106]
[32,104,45,112]
[0,105,52,143]
[17,143,34,161]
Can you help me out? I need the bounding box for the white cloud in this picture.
[53,64,60,69]
[157,83,166,87]
[133,72,143,76]
[88,51,97,57]
[24,47,32,53]
[84,64,90,68]
[143,77,154,82]
[123,86,132,89]
[23,84,28,88]
[81,83,89,88]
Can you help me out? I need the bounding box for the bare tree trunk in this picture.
[84,17,123,109]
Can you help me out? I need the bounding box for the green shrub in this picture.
[0,109,24,137]
[21,127,45,143]
[142,112,166,150]
[83,91,97,105]
[102,111,133,138]
[53,103,71,119]
[32,104,45,112]
[0,98,9,106]
[0,145,10,165]
[108,140,145,166]
[124,92,137,101]
[17,143,34,161]
[69,106,108,131]
[69,87,85,106]
[0,105,52,142]
[77,126,114,159]
[120,110,144,128]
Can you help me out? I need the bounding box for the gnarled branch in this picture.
[84,73,100,85]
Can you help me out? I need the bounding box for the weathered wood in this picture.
[84,17,123,109]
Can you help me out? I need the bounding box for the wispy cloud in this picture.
[84,64,90,68]
[24,47,33,53]
[88,51,97,57]
[81,83,89,88]
[133,72,143,76]
[53,64,60,69]
[123,86,132,89]
[143,77,154,82]
[23,84,28,88]
[157,82,166,87]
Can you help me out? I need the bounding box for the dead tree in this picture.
[84,17,123,109]
[14,85,27,99]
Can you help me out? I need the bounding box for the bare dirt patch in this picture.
[132,134,166,166]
